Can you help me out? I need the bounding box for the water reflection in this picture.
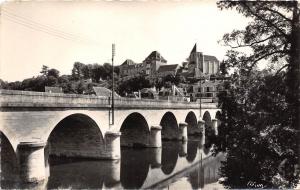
[203,145,211,155]
[47,158,105,189]
[104,160,121,188]
[188,164,205,189]
[161,141,179,175]
[1,137,224,189]
[149,148,162,168]
[179,141,188,157]
[120,148,149,189]
[189,154,223,188]
[186,139,199,163]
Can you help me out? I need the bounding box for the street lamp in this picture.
[111,43,115,126]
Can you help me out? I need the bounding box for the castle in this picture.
[118,43,220,80]
[118,44,224,101]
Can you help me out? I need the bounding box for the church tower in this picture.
[188,43,205,78]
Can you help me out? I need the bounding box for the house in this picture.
[143,51,167,77]
[45,86,63,93]
[118,50,168,79]
[118,59,145,78]
[92,87,121,98]
[186,80,224,101]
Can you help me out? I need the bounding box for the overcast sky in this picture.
[0,0,248,82]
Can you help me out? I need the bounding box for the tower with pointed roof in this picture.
[143,51,167,77]
[187,43,220,78]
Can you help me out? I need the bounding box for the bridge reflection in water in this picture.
[1,132,223,189]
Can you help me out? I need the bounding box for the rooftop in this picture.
[157,64,179,73]
[121,59,136,66]
[203,54,219,63]
[144,51,167,63]
[189,43,219,63]
[93,87,120,98]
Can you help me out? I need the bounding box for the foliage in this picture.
[214,70,299,188]
[117,76,152,96]
[40,65,49,76]
[0,64,99,94]
[215,1,300,188]
[71,62,117,82]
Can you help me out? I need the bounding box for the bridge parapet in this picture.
[0,90,217,109]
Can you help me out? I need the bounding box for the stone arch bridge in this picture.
[0,90,220,183]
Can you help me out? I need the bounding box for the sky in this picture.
[0,0,249,82]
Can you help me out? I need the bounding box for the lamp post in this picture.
[111,43,115,126]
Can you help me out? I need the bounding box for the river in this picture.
[1,136,224,189]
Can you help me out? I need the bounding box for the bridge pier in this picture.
[17,141,47,183]
[104,131,121,160]
[212,119,218,135]
[149,125,162,148]
[198,119,205,145]
[179,122,188,141]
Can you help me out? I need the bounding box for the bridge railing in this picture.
[0,90,217,109]
[0,90,110,107]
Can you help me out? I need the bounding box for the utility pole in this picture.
[111,43,115,126]
[196,48,202,118]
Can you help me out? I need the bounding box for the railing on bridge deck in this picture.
[0,90,217,109]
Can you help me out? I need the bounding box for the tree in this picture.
[215,69,300,188]
[218,1,299,125]
[117,76,151,96]
[47,68,60,78]
[0,79,8,89]
[103,63,113,80]
[40,65,49,76]
[76,80,86,94]
[215,1,300,188]
[91,64,106,82]
[72,62,86,80]
[81,64,93,80]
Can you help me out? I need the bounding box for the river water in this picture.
[1,137,224,189]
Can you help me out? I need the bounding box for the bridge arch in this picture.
[120,112,150,147]
[46,113,105,159]
[215,111,222,119]
[203,111,215,146]
[160,112,179,140]
[1,132,19,187]
[185,111,199,136]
